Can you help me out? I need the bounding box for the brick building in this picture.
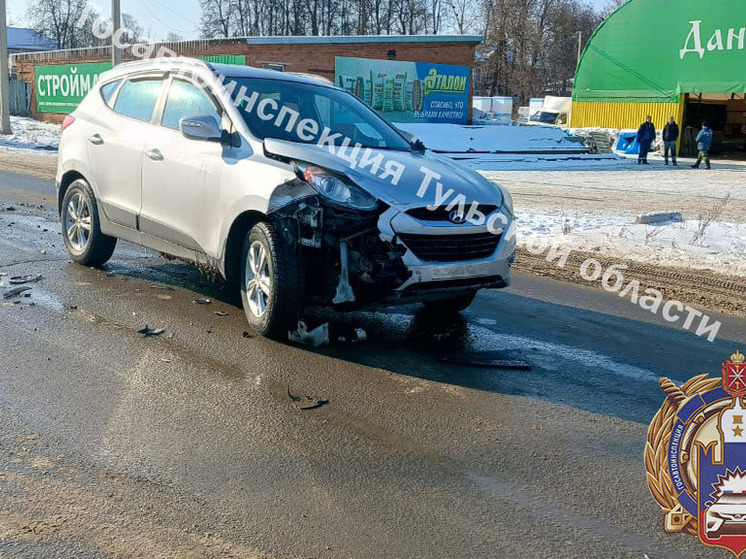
[11,35,482,124]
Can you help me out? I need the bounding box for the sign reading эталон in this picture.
[335,56,470,124]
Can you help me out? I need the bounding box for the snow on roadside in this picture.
[516,209,746,278]
[458,153,630,172]
[0,116,61,151]
[398,122,588,153]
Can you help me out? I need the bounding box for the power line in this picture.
[137,0,190,34]
[149,0,201,29]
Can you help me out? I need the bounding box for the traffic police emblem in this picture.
[647,350,746,556]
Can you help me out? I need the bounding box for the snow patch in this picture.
[517,209,746,278]
[0,116,61,151]
[398,123,589,154]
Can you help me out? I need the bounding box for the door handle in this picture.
[145,148,163,161]
[87,134,103,145]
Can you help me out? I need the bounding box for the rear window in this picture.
[113,78,163,122]
[100,79,121,107]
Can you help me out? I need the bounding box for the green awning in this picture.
[574,0,746,102]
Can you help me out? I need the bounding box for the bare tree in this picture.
[445,0,480,34]
[200,0,235,38]
[27,0,89,49]
[476,0,601,104]
[601,0,627,18]
[121,13,145,43]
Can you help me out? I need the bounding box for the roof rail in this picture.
[113,56,210,70]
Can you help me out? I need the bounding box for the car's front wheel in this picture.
[240,222,304,339]
[61,179,117,266]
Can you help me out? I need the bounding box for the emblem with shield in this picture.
[647,351,746,557]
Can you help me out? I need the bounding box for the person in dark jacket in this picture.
[636,115,656,165]
[692,121,713,169]
[662,116,679,166]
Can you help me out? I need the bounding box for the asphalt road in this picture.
[1,172,745,558]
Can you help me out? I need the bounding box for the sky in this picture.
[7,0,608,42]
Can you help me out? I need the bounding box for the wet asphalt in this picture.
[1,172,745,558]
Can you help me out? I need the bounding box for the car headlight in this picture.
[491,180,514,217]
[296,164,378,211]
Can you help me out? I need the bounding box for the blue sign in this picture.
[335,56,470,124]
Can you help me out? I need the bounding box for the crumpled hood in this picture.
[263,138,502,210]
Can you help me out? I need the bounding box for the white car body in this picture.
[57,57,515,335]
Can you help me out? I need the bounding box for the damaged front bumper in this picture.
[376,207,515,303]
[272,192,515,308]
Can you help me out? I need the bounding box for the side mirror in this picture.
[180,115,223,142]
[399,130,426,152]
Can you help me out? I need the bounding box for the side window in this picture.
[113,78,163,122]
[100,79,122,107]
[161,80,221,131]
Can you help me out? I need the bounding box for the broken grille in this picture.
[398,232,501,262]
[405,205,499,222]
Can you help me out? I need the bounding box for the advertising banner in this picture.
[573,0,746,101]
[34,56,248,114]
[36,63,113,114]
[335,56,470,124]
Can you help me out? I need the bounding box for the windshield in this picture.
[530,111,559,124]
[227,77,411,151]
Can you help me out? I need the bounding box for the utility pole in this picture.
[0,0,12,135]
[112,0,121,66]
[576,31,583,70]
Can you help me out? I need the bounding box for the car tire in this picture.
[423,290,477,314]
[61,179,117,267]
[240,221,304,339]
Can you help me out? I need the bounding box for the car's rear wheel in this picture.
[240,222,304,339]
[423,290,477,314]
[61,179,117,266]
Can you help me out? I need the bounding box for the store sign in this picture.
[574,1,746,102]
[36,63,112,114]
[34,56,247,114]
[335,56,470,124]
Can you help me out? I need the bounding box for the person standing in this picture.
[662,116,679,166]
[636,115,656,165]
[692,121,713,169]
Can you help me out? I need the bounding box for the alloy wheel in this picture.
[245,240,272,318]
[64,192,92,253]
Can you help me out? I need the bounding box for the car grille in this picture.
[405,205,499,222]
[398,232,501,262]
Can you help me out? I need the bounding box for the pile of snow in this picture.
[517,209,746,278]
[0,116,60,151]
[460,153,629,172]
[398,123,589,154]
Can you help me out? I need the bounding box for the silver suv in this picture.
[57,58,515,338]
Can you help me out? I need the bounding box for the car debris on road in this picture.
[2,285,32,300]
[9,274,43,285]
[287,387,328,410]
[288,321,329,347]
[138,326,166,338]
[337,328,367,344]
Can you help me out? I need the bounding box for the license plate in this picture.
[430,262,492,280]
